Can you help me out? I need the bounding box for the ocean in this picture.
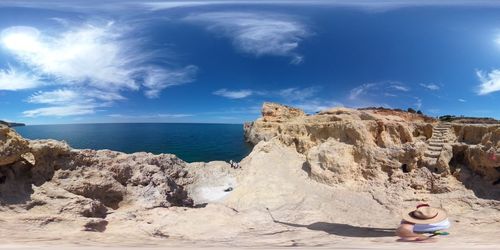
[14,123,253,163]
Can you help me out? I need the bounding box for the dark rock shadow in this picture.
[456,166,500,200]
[273,220,395,238]
[0,161,34,205]
[301,161,312,176]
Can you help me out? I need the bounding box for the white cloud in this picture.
[349,81,410,101]
[213,86,320,100]
[420,83,440,91]
[0,66,41,90]
[348,81,423,109]
[349,83,376,100]
[1,22,197,117]
[278,87,319,101]
[23,105,96,117]
[476,69,500,95]
[27,88,125,105]
[24,88,126,117]
[1,23,196,97]
[391,83,409,92]
[294,100,342,113]
[184,12,308,64]
[143,65,198,98]
[458,98,467,102]
[213,88,254,99]
[143,1,500,12]
[27,89,80,104]
[414,97,422,110]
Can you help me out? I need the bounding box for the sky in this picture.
[0,0,500,124]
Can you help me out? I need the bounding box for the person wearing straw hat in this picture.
[396,204,450,241]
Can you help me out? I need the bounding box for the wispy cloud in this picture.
[414,97,422,110]
[23,105,96,117]
[212,86,339,113]
[1,21,197,117]
[143,1,500,12]
[390,83,410,92]
[213,86,320,100]
[213,88,254,99]
[0,22,196,97]
[23,88,125,117]
[476,69,500,95]
[458,98,467,102]
[143,66,198,98]
[349,81,410,100]
[0,66,41,90]
[420,83,440,91]
[184,12,308,64]
[348,81,422,109]
[278,87,319,101]
[294,100,342,113]
[348,83,376,100]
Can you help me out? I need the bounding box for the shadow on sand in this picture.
[273,220,395,238]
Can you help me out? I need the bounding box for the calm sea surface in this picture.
[14,123,253,163]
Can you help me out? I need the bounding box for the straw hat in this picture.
[402,204,448,224]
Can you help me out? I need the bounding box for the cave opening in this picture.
[0,175,6,184]
[401,164,409,173]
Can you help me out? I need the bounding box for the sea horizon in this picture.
[18,121,247,126]
[14,123,253,163]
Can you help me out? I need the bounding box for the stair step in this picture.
[425,151,441,157]
[423,157,437,165]
[429,142,445,147]
[428,146,442,151]
[429,140,447,143]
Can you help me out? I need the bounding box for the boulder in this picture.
[0,125,29,166]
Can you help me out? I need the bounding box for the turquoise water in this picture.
[14,123,253,163]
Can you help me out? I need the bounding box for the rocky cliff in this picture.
[0,120,25,127]
[0,124,193,232]
[244,103,500,199]
[1,106,499,247]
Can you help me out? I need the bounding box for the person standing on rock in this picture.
[396,204,450,242]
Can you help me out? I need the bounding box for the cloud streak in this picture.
[213,89,254,99]
[476,69,500,95]
[23,88,126,117]
[185,12,308,64]
[23,105,96,117]
[420,83,440,91]
[1,21,197,117]
[348,81,424,109]
[0,66,41,90]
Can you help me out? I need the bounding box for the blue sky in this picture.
[0,0,500,124]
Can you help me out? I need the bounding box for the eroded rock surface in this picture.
[1,105,499,247]
[244,103,500,199]
[0,126,193,232]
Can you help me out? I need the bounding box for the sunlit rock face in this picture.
[0,125,193,232]
[0,124,30,166]
[244,103,499,198]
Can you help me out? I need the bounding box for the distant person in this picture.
[396,204,450,242]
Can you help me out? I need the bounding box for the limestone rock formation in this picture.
[0,126,193,228]
[1,104,499,247]
[244,103,500,199]
[0,124,29,166]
